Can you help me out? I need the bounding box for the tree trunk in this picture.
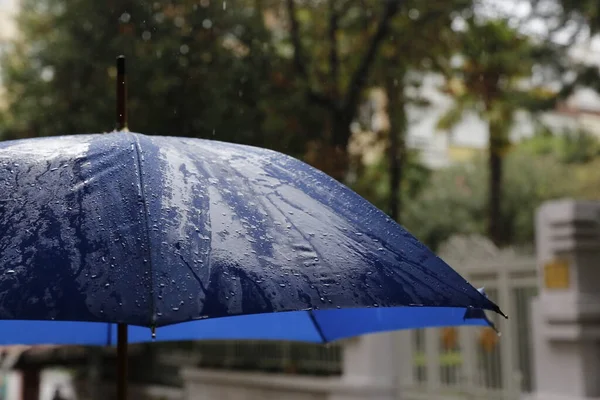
[328,110,353,182]
[488,124,504,246]
[386,76,406,222]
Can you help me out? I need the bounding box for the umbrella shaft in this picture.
[116,55,127,130]
[117,323,128,400]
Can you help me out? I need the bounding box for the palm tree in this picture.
[436,18,556,246]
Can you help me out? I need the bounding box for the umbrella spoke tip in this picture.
[496,307,509,319]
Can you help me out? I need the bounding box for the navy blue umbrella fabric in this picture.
[0,132,502,343]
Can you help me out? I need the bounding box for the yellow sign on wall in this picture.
[544,258,570,289]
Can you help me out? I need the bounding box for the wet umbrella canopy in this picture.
[0,131,501,326]
[0,57,504,400]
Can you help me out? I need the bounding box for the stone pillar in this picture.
[531,199,600,400]
[328,332,401,400]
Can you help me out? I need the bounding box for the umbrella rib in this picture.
[129,133,157,328]
[177,254,208,296]
[307,310,327,344]
[107,323,113,346]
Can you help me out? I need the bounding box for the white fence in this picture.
[402,235,538,400]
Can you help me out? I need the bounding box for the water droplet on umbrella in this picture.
[5,270,15,274]
[279,283,286,288]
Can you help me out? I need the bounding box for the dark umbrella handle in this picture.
[117,323,128,400]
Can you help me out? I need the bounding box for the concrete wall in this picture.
[182,369,331,400]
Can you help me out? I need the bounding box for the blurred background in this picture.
[0,0,599,399]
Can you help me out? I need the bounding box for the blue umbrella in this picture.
[0,56,504,399]
[0,302,496,346]
[0,131,502,324]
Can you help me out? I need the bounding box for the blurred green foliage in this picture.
[435,17,563,245]
[398,131,600,250]
[0,0,315,156]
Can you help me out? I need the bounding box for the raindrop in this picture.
[373,303,379,307]
[320,297,325,302]
[105,283,110,288]
[172,307,180,311]
[119,12,131,23]
[5,270,15,274]
[223,1,227,10]
[202,19,213,29]
[142,31,151,41]
[279,283,286,288]
[91,274,97,279]
[41,66,54,82]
